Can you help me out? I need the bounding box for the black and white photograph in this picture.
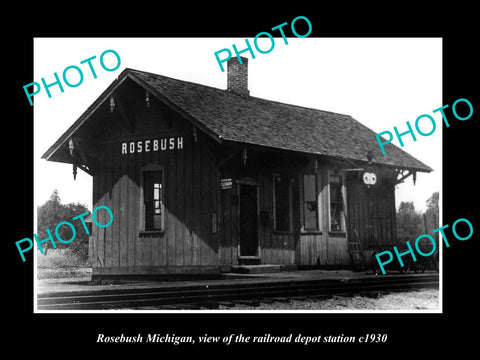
[33,37,442,312]
[7,10,478,355]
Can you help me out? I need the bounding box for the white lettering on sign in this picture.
[220,178,233,189]
[121,137,184,155]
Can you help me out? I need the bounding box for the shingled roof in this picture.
[43,67,432,172]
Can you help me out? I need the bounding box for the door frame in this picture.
[236,178,260,260]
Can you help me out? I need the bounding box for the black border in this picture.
[7,6,479,355]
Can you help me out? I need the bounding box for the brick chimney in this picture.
[227,57,249,97]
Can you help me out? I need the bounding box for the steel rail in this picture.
[37,274,439,310]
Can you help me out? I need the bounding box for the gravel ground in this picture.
[37,267,92,279]
[36,266,439,311]
[213,289,440,311]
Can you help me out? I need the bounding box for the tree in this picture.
[37,190,64,255]
[424,191,439,235]
[63,202,91,260]
[37,190,90,260]
[396,201,423,243]
[425,192,439,219]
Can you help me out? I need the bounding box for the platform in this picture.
[230,264,284,274]
[36,269,439,297]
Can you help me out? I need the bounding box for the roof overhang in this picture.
[41,68,222,163]
[42,68,433,176]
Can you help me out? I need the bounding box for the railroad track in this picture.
[37,274,439,310]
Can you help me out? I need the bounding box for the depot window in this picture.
[143,170,164,231]
[302,174,318,231]
[329,173,346,232]
[273,174,292,232]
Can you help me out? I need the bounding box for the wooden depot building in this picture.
[42,57,432,278]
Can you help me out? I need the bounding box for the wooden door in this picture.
[239,184,258,256]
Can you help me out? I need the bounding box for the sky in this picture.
[34,37,442,213]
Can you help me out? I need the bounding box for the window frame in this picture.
[140,164,165,236]
[327,171,347,234]
[301,173,320,232]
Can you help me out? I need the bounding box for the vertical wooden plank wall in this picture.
[184,131,193,267]
[91,105,220,274]
[298,167,350,266]
[298,168,324,266]
[127,146,137,267]
[89,89,397,273]
[218,168,296,266]
[192,138,202,267]
[218,165,239,267]
[346,174,397,250]
[220,187,239,266]
[259,174,273,263]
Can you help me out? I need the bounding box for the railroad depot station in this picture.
[42,57,432,279]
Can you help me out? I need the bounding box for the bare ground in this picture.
[213,289,440,311]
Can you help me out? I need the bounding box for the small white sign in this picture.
[363,172,377,185]
[220,178,233,189]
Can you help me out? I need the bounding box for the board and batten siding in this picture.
[90,95,220,275]
[218,159,297,267]
[297,169,397,266]
[258,173,296,265]
[346,173,397,251]
[297,167,350,266]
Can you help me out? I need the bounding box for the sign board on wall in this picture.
[121,136,184,155]
[220,178,233,190]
